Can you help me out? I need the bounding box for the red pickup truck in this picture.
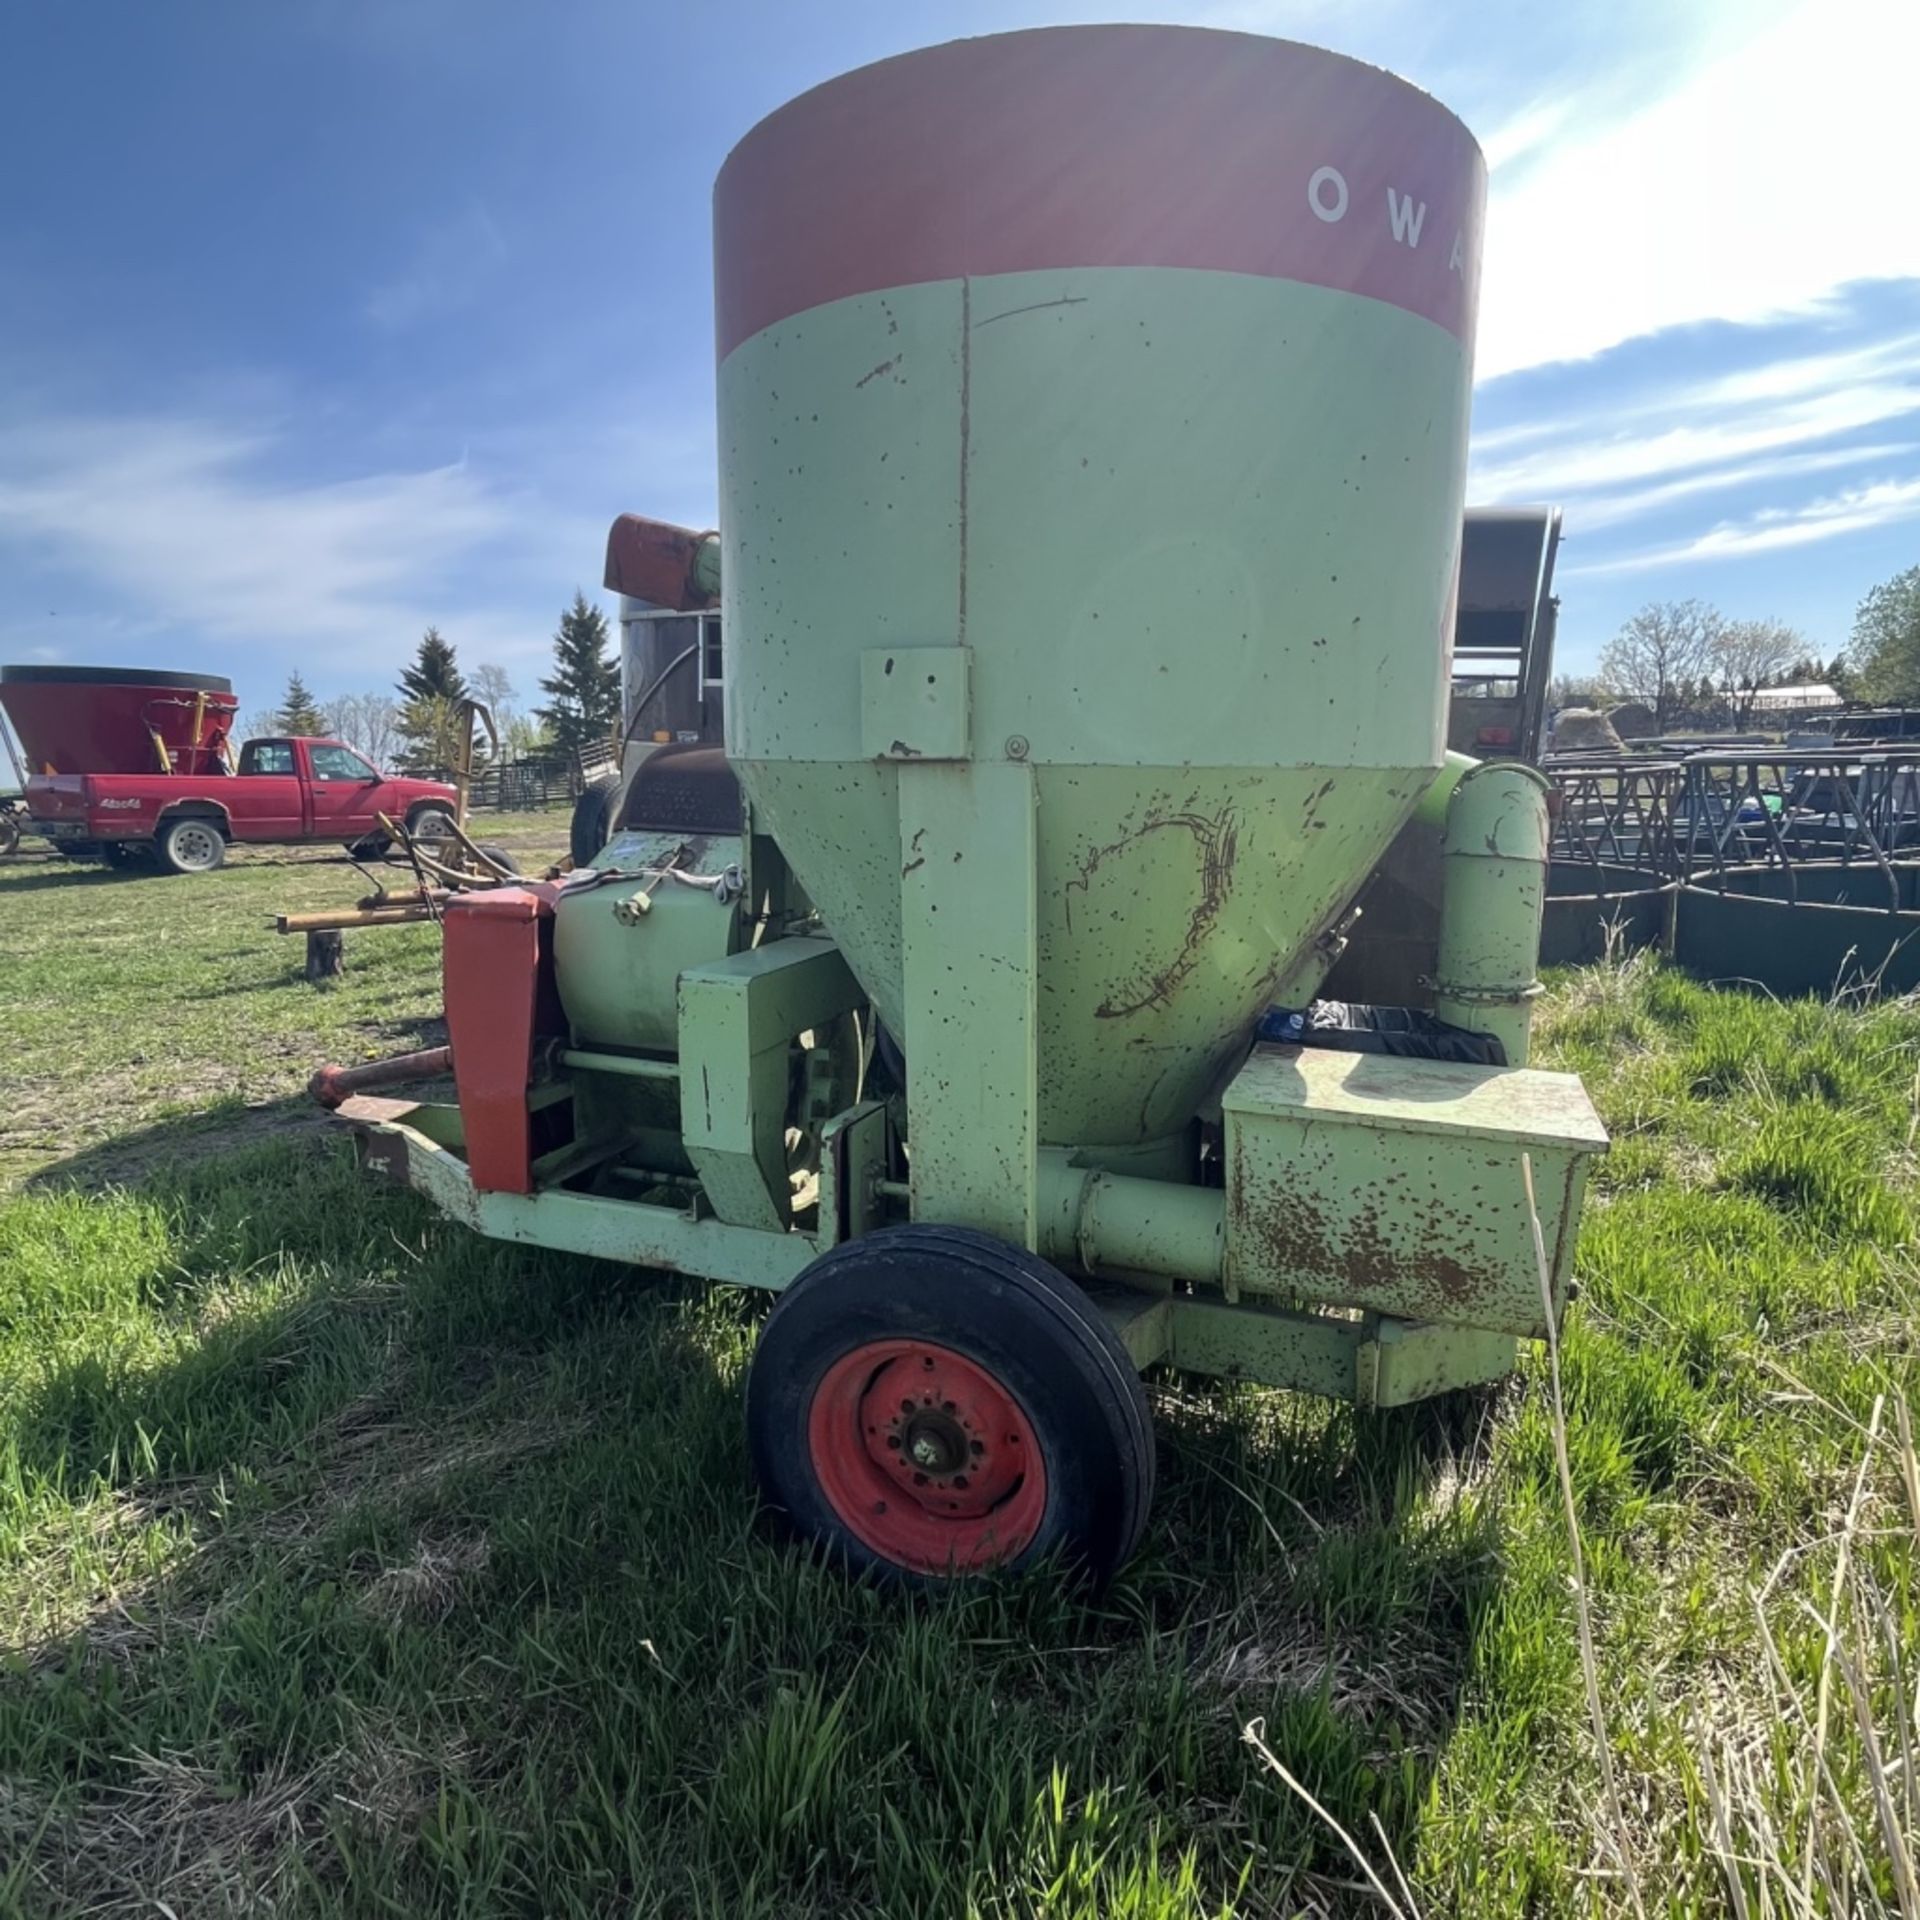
[28,736,461,874]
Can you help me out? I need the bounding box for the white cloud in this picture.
[364,203,507,331]
[1470,328,1920,528]
[0,413,550,673]
[1568,476,1920,575]
[1474,375,1920,501]
[1558,442,1920,531]
[1476,0,1920,378]
[1479,97,1574,176]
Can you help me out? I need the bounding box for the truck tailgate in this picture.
[26,775,89,821]
[27,775,152,842]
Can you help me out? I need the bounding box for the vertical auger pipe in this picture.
[1433,762,1551,1067]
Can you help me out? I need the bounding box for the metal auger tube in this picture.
[1433,761,1552,1067]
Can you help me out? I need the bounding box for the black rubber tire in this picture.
[569,780,617,868]
[100,842,141,869]
[746,1225,1155,1591]
[477,842,519,877]
[154,815,227,875]
[345,834,392,860]
[406,805,457,842]
[0,813,19,857]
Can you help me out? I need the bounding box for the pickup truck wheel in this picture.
[100,842,141,870]
[0,815,19,856]
[155,816,227,875]
[406,806,457,848]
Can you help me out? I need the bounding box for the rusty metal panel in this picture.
[1222,1044,1605,1337]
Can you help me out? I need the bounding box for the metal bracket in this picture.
[861,646,971,761]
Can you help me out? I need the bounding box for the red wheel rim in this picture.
[806,1338,1048,1575]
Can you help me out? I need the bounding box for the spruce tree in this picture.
[277,671,326,735]
[395,627,469,773]
[396,627,466,705]
[537,593,621,766]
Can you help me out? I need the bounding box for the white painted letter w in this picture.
[1386,188,1427,247]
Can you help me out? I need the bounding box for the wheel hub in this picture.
[806,1338,1047,1574]
[906,1416,963,1473]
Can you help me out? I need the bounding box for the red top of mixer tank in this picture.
[714,26,1485,361]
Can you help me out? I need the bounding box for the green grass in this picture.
[0,812,567,1187]
[0,853,1915,1914]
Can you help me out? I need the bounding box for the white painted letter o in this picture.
[1307,166,1349,223]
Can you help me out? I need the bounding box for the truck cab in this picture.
[231,736,441,842]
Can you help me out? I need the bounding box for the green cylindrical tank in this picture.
[714,26,1485,1149]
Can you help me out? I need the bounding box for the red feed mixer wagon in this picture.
[0,664,239,777]
[0,663,459,871]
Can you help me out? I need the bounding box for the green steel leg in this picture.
[898,761,1040,1244]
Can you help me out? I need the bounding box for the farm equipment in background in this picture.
[1447,508,1563,761]
[0,705,26,855]
[324,26,1606,1591]
[569,517,725,868]
[0,663,240,781]
[0,664,463,873]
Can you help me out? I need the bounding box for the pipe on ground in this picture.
[310,1046,453,1110]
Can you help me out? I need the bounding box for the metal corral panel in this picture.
[1222,1045,1606,1337]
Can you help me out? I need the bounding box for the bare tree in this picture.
[472,661,515,718]
[1547,674,1608,709]
[470,662,519,765]
[323,691,401,769]
[1597,600,1723,735]
[1713,617,1804,726]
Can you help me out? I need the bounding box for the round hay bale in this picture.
[1549,707,1626,754]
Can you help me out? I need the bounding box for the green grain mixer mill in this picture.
[328,25,1607,1589]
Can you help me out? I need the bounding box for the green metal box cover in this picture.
[1222,1045,1607,1338]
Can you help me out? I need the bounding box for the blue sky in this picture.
[3,0,1917,713]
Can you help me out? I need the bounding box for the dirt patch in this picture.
[22,1102,332,1193]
